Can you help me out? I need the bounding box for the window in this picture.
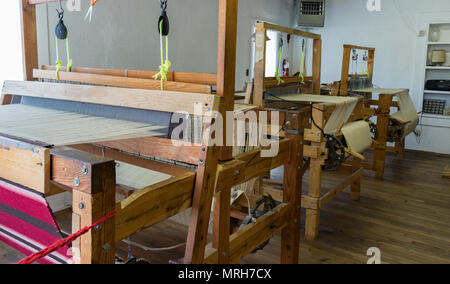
[0,1,24,86]
[265,30,279,77]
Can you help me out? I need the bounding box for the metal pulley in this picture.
[239,195,277,253]
[322,134,346,172]
[158,0,170,36]
[55,7,67,40]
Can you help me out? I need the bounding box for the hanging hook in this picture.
[56,0,64,19]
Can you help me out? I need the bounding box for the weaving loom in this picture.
[248,22,369,241]
[1,0,308,265]
[335,45,419,178]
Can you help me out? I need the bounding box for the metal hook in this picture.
[56,0,64,19]
[160,0,168,12]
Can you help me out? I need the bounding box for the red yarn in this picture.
[17,210,116,265]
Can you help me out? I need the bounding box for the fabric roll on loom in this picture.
[271,94,373,154]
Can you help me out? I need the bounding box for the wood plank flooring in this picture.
[1,150,449,264]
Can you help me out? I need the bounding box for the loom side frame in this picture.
[251,24,365,241]
[5,0,305,265]
[336,44,406,179]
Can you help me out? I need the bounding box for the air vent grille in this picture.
[298,0,325,27]
[300,1,324,16]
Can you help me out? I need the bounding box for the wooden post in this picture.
[305,104,325,241]
[253,22,266,108]
[368,49,375,82]
[184,117,220,264]
[339,47,351,96]
[350,158,361,201]
[0,94,13,105]
[216,0,238,162]
[212,188,231,264]
[207,0,238,265]
[395,138,405,160]
[20,0,39,81]
[312,38,322,95]
[373,94,393,179]
[51,148,116,264]
[280,114,304,263]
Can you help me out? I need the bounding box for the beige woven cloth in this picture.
[277,94,371,153]
[0,104,165,145]
[356,88,419,138]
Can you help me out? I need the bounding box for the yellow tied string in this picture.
[66,37,73,72]
[55,36,73,80]
[152,20,171,90]
[299,39,305,84]
[275,45,284,85]
[55,36,62,81]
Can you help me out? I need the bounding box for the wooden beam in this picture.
[2,80,219,115]
[320,168,363,206]
[216,0,238,162]
[27,0,61,4]
[184,117,220,264]
[41,66,218,86]
[304,104,325,240]
[264,76,313,88]
[215,139,292,192]
[212,188,231,264]
[70,143,192,176]
[281,119,304,264]
[51,147,116,264]
[205,204,289,264]
[312,38,322,94]
[0,135,50,194]
[0,94,13,105]
[20,0,38,80]
[253,23,266,108]
[261,22,321,39]
[115,173,195,242]
[51,147,115,195]
[95,137,203,165]
[343,44,376,51]
[33,69,212,94]
[373,94,394,179]
[340,46,351,96]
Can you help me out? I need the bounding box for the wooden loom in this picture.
[0,0,304,264]
[249,23,367,241]
[333,45,415,179]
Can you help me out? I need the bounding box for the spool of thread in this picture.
[432,50,446,66]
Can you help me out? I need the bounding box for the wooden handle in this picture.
[345,148,365,161]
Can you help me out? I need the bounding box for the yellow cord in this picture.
[152,20,171,90]
[55,37,62,81]
[275,45,284,85]
[299,39,305,84]
[55,36,73,80]
[66,37,73,72]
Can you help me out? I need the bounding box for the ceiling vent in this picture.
[298,0,325,27]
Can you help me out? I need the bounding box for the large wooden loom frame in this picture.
[0,0,305,264]
[336,45,406,179]
[250,23,364,241]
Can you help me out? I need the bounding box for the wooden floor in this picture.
[1,150,449,264]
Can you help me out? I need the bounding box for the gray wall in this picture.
[37,0,295,89]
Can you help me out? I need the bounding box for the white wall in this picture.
[308,0,450,154]
[36,0,294,90]
[0,1,24,85]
